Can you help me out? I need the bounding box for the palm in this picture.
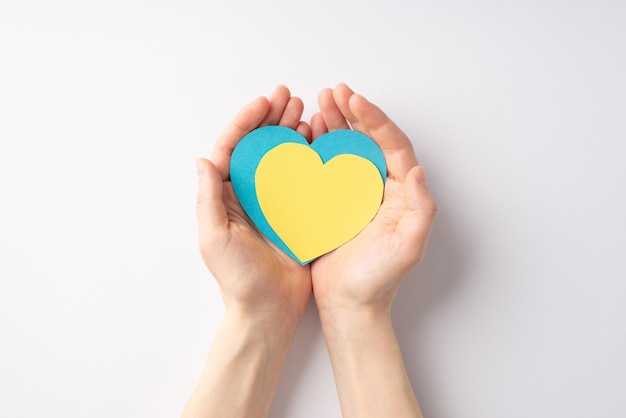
[219,182,310,302]
[312,178,412,307]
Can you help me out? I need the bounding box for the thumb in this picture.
[396,166,437,257]
[196,158,229,247]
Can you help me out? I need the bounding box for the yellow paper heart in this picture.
[256,142,384,262]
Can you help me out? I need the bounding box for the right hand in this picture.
[309,83,437,315]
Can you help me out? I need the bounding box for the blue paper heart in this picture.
[230,126,386,264]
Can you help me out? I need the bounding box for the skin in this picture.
[310,84,436,418]
[182,86,312,418]
[182,83,436,418]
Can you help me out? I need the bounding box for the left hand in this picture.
[196,85,313,322]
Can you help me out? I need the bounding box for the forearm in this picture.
[181,310,299,418]
[319,307,423,418]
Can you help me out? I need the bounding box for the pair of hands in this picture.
[196,83,436,326]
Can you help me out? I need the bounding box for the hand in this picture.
[183,87,314,418]
[310,83,437,315]
[307,84,434,418]
[196,85,312,322]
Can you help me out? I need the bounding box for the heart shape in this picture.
[230,126,386,264]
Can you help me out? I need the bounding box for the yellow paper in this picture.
[256,142,383,262]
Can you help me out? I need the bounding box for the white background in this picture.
[1,1,625,417]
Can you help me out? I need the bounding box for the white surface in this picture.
[1,1,625,417]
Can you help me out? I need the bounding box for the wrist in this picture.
[317,304,393,345]
[222,305,301,345]
[312,276,399,318]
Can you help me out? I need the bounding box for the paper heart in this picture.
[230,126,386,264]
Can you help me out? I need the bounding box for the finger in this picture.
[296,121,312,143]
[211,96,270,180]
[278,96,304,129]
[349,93,418,180]
[332,82,371,136]
[196,158,229,249]
[318,87,350,131]
[396,166,437,260]
[310,112,328,140]
[260,85,291,126]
